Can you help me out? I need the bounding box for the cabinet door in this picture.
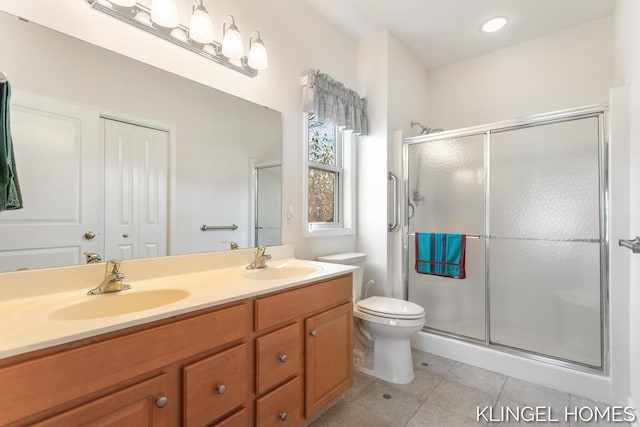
[305,303,353,417]
[33,375,167,427]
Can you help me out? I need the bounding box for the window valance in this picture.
[302,70,368,135]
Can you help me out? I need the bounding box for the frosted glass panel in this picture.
[407,134,485,340]
[490,118,600,239]
[489,240,601,367]
[408,134,485,234]
[409,237,486,339]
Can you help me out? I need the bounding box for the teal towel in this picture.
[0,80,22,211]
[415,233,466,279]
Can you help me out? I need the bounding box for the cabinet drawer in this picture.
[255,274,352,331]
[256,376,303,427]
[256,323,301,394]
[212,408,248,427]
[183,344,247,427]
[0,304,246,426]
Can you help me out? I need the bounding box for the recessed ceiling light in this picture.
[480,16,509,33]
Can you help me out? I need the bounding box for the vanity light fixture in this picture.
[248,31,268,70]
[85,0,268,77]
[189,0,214,44]
[480,16,509,33]
[150,0,179,28]
[222,15,244,60]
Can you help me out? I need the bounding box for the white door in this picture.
[0,91,102,272]
[104,119,168,260]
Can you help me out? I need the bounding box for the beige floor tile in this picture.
[309,400,398,427]
[446,362,506,397]
[408,402,485,427]
[384,368,445,401]
[427,379,497,421]
[412,350,456,377]
[344,372,376,402]
[501,377,570,408]
[353,381,423,425]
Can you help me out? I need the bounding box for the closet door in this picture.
[0,91,102,272]
[104,119,168,260]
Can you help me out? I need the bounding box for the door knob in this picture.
[85,252,102,264]
[83,231,96,240]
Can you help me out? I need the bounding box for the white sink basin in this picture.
[49,289,190,320]
[244,264,319,280]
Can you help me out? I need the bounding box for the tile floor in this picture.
[309,350,630,426]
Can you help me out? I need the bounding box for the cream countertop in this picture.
[0,245,356,359]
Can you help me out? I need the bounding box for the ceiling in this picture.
[305,0,616,71]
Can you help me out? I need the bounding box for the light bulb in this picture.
[150,0,179,28]
[248,34,268,70]
[189,3,214,44]
[109,0,136,6]
[222,17,244,59]
[480,16,508,33]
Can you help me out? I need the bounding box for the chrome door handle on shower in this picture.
[388,172,398,232]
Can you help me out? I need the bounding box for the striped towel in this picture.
[415,233,466,279]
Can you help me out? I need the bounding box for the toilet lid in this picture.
[356,296,425,319]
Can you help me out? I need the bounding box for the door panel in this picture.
[0,91,101,272]
[104,119,168,261]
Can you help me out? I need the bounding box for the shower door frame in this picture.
[402,104,609,375]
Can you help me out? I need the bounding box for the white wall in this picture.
[355,31,388,297]
[613,0,640,418]
[387,33,429,298]
[0,0,359,260]
[426,16,613,130]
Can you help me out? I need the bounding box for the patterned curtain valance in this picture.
[302,69,368,135]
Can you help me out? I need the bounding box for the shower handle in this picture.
[388,172,398,232]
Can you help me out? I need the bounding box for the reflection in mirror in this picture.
[0,10,281,272]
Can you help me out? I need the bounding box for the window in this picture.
[304,113,355,235]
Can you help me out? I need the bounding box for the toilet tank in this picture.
[316,253,367,302]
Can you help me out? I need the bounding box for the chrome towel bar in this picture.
[619,237,640,253]
[200,224,238,231]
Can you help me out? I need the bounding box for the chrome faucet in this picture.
[87,260,132,295]
[246,246,271,269]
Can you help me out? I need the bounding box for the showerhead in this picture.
[411,121,443,135]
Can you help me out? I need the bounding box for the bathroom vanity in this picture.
[0,247,355,426]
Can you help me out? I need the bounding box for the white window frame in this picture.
[303,112,356,237]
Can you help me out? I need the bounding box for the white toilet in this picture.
[317,253,425,384]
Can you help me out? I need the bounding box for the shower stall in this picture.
[403,105,608,373]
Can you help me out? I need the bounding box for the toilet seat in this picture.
[356,296,425,320]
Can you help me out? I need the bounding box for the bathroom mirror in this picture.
[0,10,282,272]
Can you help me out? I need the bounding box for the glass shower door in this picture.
[488,117,603,367]
[407,134,486,340]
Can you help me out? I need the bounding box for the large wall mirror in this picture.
[0,10,282,273]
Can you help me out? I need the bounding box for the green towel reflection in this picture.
[0,80,23,211]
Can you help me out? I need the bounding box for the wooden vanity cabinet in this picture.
[254,274,353,419]
[0,273,353,427]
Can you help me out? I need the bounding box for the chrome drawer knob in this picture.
[155,395,168,408]
[216,384,227,394]
[279,411,288,421]
[310,329,318,337]
[278,354,288,363]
